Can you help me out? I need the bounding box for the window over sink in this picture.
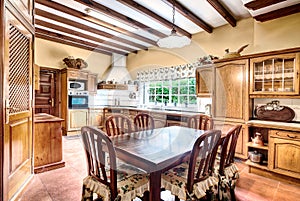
[141,77,196,107]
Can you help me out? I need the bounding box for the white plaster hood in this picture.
[102,53,132,83]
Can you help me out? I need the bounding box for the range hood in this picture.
[102,53,132,83]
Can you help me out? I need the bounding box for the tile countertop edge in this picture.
[247,120,300,131]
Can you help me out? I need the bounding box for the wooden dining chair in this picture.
[81,126,149,201]
[105,114,133,136]
[187,114,214,130]
[214,124,242,201]
[134,113,155,131]
[161,130,221,201]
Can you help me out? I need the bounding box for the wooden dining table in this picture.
[109,126,207,201]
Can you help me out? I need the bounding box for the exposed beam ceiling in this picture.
[34,0,300,55]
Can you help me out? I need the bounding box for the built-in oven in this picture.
[68,90,89,109]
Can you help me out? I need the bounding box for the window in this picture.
[143,77,196,107]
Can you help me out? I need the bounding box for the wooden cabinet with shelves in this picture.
[269,129,300,179]
[250,53,300,96]
[196,64,214,97]
[214,59,249,122]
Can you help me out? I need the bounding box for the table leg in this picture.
[149,171,161,201]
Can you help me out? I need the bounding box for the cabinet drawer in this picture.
[270,130,300,141]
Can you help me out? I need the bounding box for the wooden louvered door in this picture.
[2,5,34,201]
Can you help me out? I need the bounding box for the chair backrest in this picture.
[81,126,118,199]
[218,125,242,175]
[105,114,133,136]
[186,130,221,193]
[187,114,214,130]
[134,113,155,131]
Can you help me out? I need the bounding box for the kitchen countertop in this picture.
[34,113,64,123]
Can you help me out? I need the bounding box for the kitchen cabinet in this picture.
[150,112,166,128]
[268,129,300,179]
[214,120,248,159]
[89,108,103,128]
[196,64,214,97]
[166,114,188,127]
[88,73,98,93]
[249,53,300,97]
[34,113,65,173]
[67,68,88,80]
[68,109,88,134]
[214,59,249,122]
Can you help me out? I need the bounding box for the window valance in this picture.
[136,62,202,82]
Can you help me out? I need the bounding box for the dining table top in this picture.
[110,126,207,172]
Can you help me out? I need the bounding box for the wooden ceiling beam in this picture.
[36,28,128,55]
[163,0,213,33]
[245,0,286,11]
[207,0,236,27]
[35,0,155,47]
[254,3,300,22]
[35,19,137,53]
[117,0,191,38]
[35,8,148,50]
[36,33,112,56]
[74,0,167,38]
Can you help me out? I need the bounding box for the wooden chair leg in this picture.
[142,191,150,201]
[175,195,180,201]
[230,188,236,201]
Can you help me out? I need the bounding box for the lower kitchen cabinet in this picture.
[67,109,88,135]
[268,130,300,179]
[89,108,103,128]
[34,113,65,173]
[150,112,166,128]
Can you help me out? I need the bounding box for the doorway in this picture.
[35,67,61,117]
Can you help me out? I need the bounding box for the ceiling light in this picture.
[157,0,191,48]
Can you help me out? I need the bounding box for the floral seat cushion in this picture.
[82,163,149,201]
[161,162,218,200]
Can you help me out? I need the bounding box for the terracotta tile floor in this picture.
[16,136,300,201]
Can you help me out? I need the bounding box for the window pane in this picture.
[180,96,187,103]
[163,87,169,94]
[180,86,188,94]
[149,96,155,102]
[180,79,188,85]
[156,82,162,87]
[149,83,156,87]
[163,81,169,85]
[156,88,162,94]
[149,88,155,95]
[189,86,195,94]
[189,78,195,85]
[163,96,169,103]
[156,95,162,103]
[172,80,179,86]
[171,96,178,103]
[172,87,178,94]
[189,96,197,104]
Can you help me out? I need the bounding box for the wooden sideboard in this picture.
[34,113,65,173]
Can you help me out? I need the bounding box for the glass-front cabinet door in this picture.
[250,53,299,95]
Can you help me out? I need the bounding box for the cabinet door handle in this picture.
[275,132,280,136]
[287,134,297,139]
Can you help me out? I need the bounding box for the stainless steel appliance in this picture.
[68,80,86,90]
[68,90,89,109]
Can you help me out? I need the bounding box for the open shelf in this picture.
[245,160,269,170]
[246,142,268,150]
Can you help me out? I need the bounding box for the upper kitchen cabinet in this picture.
[250,53,300,97]
[88,73,98,93]
[196,64,214,97]
[214,59,249,122]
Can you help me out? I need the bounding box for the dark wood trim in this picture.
[35,19,137,53]
[213,47,300,63]
[245,0,286,11]
[35,0,156,47]
[0,0,4,200]
[207,0,236,27]
[163,0,213,33]
[35,32,113,56]
[117,0,191,38]
[254,3,300,22]
[36,28,128,55]
[35,8,147,50]
[74,0,167,38]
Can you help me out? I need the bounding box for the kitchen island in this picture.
[34,113,65,173]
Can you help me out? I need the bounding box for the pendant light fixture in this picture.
[157,0,191,48]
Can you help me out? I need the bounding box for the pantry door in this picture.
[2,1,34,200]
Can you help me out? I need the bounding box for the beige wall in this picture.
[127,13,300,79]
[35,38,111,78]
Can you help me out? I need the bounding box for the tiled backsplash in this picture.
[254,98,300,122]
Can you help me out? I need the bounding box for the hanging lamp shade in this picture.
[157,0,191,48]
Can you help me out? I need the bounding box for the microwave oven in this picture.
[68,80,85,90]
[68,92,89,109]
